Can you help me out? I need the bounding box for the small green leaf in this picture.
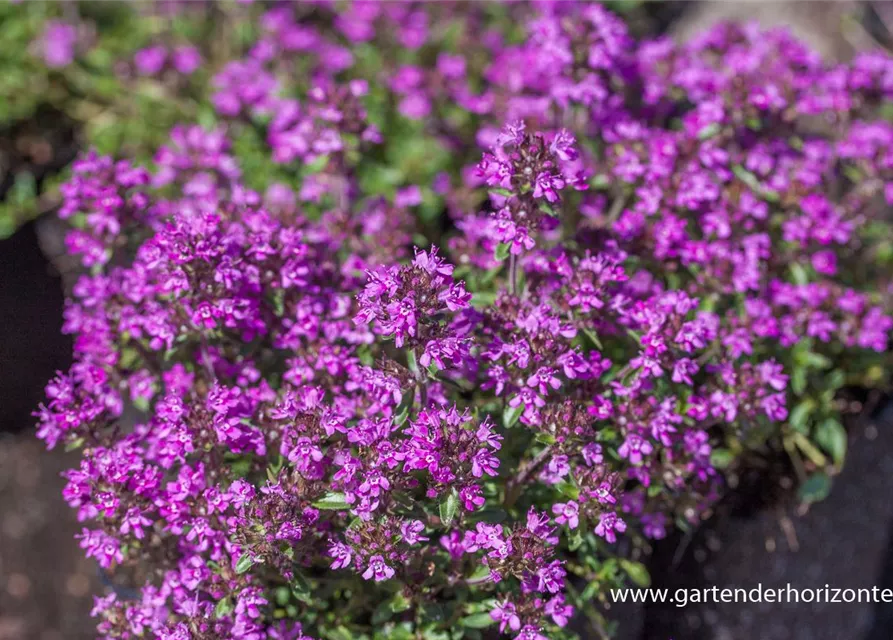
[390,592,411,613]
[803,351,831,370]
[235,552,256,574]
[503,403,524,429]
[494,242,511,262]
[291,571,312,603]
[555,480,580,500]
[697,123,721,140]
[394,387,414,426]
[9,172,36,206]
[372,601,394,625]
[568,528,584,551]
[815,418,847,466]
[406,350,418,374]
[470,292,497,307]
[789,400,814,433]
[539,201,557,216]
[215,597,234,618]
[325,626,355,640]
[582,327,603,350]
[732,165,761,191]
[791,367,807,395]
[789,262,810,286]
[439,489,459,526]
[581,579,600,601]
[65,437,85,452]
[313,492,350,510]
[619,559,651,588]
[303,154,330,175]
[709,448,735,469]
[591,174,610,189]
[799,471,832,503]
[461,613,496,629]
[792,432,827,467]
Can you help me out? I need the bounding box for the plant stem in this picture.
[503,445,553,509]
[508,253,518,296]
[410,348,428,408]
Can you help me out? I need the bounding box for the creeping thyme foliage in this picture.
[29,2,893,639]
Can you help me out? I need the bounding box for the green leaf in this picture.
[64,437,85,452]
[303,154,330,175]
[461,613,496,629]
[9,172,36,206]
[439,489,459,527]
[709,448,735,469]
[494,242,511,262]
[568,528,584,551]
[619,559,651,588]
[789,262,810,286]
[697,123,721,140]
[591,174,610,189]
[214,597,234,618]
[803,352,831,370]
[789,400,814,433]
[313,492,350,510]
[390,591,411,613]
[470,292,497,307]
[290,571,313,604]
[394,387,414,426]
[235,552,256,574]
[539,201,557,216]
[372,601,395,625]
[792,432,827,467]
[815,418,847,466]
[582,327,603,350]
[503,403,524,429]
[581,579,600,601]
[798,471,832,503]
[555,480,580,500]
[324,626,355,640]
[406,350,418,374]
[791,367,807,395]
[732,165,761,192]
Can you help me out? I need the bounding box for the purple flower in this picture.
[400,519,429,544]
[811,250,837,275]
[532,172,565,203]
[134,45,167,75]
[395,185,422,207]
[544,594,574,627]
[618,434,653,465]
[551,501,579,529]
[490,600,521,633]
[362,555,395,582]
[40,21,77,68]
[172,46,202,74]
[549,130,578,162]
[595,512,627,543]
[329,542,353,570]
[517,626,550,640]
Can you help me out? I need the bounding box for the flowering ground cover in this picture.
[10,2,893,639]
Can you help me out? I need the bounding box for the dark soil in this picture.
[0,221,96,639]
[639,399,893,640]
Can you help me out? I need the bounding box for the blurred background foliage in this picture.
[0,0,693,238]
